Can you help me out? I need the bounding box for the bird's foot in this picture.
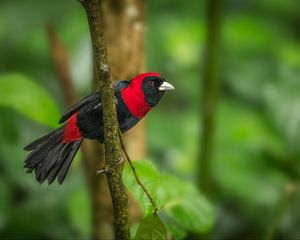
[96,158,124,175]
[96,166,112,175]
[117,157,125,165]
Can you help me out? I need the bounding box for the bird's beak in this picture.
[159,81,175,91]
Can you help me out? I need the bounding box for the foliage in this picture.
[0,74,60,127]
[123,161,215,239]
[135,214,167,240]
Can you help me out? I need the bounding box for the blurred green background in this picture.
[0,0,300,239]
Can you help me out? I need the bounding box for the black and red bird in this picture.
[24,72,174,184]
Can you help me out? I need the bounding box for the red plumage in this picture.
[62,112,81,143]
[121,72,161,118]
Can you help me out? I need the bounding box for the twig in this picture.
[118,130,158,213]
[264,183,296,240]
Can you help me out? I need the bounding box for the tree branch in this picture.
[81,0,129,239]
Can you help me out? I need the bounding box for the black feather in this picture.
[58,80,130,124]
[113,80,130,91]
[24,127,82,184]
[59,91,100,124]
[58,140,82,184]
[35,143,66,183]
[24,127,64,151]
[25,136,60,169]
[46,143,74,184]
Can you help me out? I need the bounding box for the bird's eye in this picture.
[148,81,155,87]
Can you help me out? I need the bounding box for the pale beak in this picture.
[159,81,175,91]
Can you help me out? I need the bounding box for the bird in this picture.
[24,72,174,184]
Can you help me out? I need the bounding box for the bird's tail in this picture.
[24,127,82,184]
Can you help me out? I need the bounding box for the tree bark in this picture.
[81,0,130,239]
[102,0,146,224]
[88,1,146,238]
[198,0,222,195]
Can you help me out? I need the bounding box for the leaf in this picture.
[166,195,214,233]
[0,73,60,127]
[160,175,215,234]
[123,161,215,238]
[135,214,167,240]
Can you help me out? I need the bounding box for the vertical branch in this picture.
[198,0,223,195]
[81,0,129,239]
[102,0,146,225]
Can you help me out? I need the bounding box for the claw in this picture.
[96,167,112,175]
[96,158,124,175]
[117,157,125,165]
[96,169,106,175]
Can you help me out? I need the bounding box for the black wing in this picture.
[113,80,130,91]
[59,80,130,123]
[59,91,100,123]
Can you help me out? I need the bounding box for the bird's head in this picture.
[131,72,175,107]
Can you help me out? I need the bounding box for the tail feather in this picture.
[57,140,82,184]
[42,144,69,178]
[25,143,56,172]
[24,128,82,184]
[46,143,73,184]
[35,143,65,183]
[24,127,64,151]
[46,141,82,184]
[25,133,62,170]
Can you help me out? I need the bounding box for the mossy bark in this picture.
[102,0,146,227]
[81,0,130,239]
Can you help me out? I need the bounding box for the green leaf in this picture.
[0,73,60,127]
[166,195,214,233]
[135,214,167,240]
[123,161,215,238]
